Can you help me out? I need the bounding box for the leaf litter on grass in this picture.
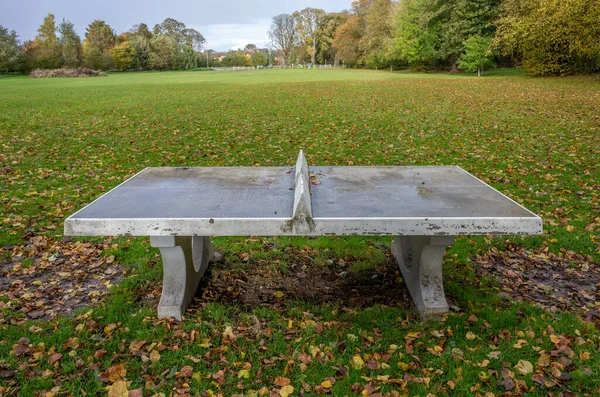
[0,236,125,324]
[476,241,600,325]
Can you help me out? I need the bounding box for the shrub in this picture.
[29,67,107,78]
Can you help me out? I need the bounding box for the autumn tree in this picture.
[110,41,135,70]
[332,16,362,66]
[317,12,348,65]
[33,14,61,69]
[361,0,394,69]
[293,8,327,65]
[58,19,82,68]
[494,0,600,75]
[268,14,297,65]
[85,20,115,53]
[0,25,21,72]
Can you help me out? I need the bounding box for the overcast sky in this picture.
[1,0,352,51]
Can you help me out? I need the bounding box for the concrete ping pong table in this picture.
[65,151,542,320]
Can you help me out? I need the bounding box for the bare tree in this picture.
[268,14,296,65]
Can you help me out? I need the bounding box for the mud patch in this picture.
[475,243,600,325]
[194,245,413,310]
[0,237,125,324]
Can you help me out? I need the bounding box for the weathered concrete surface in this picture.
[65,165,542,237]
[291,150,314,234]
[150,236,213,320]
[392,236,455,319]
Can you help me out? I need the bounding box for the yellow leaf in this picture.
[223,326,236,340]
[107,380,130,397]
[149,350,160,364]
[280,385,294,397]
[550,334,560,344]
[106,364,126,382]
[321,380,333,388]
[515,359,533,375]
[273,291,284,299]
[192,372,202,382]
[351,355,364,370]
[513,339,528,349]
[398,361,409,371]
[238,369,250,379]
[466,332,477,340]
[198,338,211,348]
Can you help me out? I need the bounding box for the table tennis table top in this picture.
[65,155,542,237]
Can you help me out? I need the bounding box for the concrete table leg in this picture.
[150,236,214,320]
[391,236,454,319]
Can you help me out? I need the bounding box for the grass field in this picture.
[0,69,599,396]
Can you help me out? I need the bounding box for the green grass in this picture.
[0,69,599,396]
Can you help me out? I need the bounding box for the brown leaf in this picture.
[106,364,126,382]
[12,343,31,356]
[128,389,143,397]
[48,353,62,365]
[274,377,290,387]
[0,370,17,378]
[129,341,146,351]
[179,365,194,378]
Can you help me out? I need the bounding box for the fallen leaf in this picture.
[274,377,290,387]
[515,360,533,375]
[48,353,62,365]
[149,350,160,364]
[280,385,294,397]
[106,364,126,382]
[238,369,250,379]
[351,355,364,370]
[107,380,130,397]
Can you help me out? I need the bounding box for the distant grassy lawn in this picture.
[0,69,598,396]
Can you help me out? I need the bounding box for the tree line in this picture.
[269,0,600,75]
[1,0,599,76]
[0,15,211,73]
